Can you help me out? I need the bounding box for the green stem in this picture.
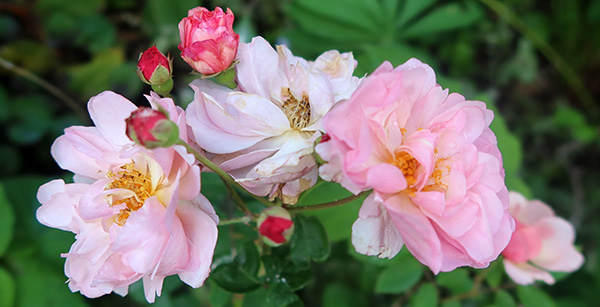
[176,139,273,207]
[286,190,370,213]
[480,0,596,114]
[218,215,252,226]
[0,57,88,121]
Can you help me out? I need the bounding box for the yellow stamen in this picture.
[282,87,311,129]
[106,163,153,226]
[392,151,419,187]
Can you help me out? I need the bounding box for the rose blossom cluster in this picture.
[36,5,583,303]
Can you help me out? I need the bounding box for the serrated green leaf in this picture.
[290,216,330,263]
[211,263,261,293]
[375,257,423,294]
[494,290,517,307]
[281,265,312,291]
[235,241,260,277]
[0,266,15,307]
[399,2,483,39]
[0,184,15,257]
[411,283,438,307]
[211,241,262,293]
[516,286,556,307]
[266,282,302,307]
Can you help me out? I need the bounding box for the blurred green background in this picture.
[0,0,598,306]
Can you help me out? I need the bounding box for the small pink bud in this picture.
[178,7,240,75]
[257,207,294,247]
[320,133,331,143]
[125,107,179,149]
[137,46,173,85]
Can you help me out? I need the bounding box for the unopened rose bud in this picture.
[126,107,179,149]
[137,46,173,85]
[178,7,239,75]
[257,207,294,247]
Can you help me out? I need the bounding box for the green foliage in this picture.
[289,215,330,263]
[494,290,518,307]
[211,242,262,293]
[68,48,125,98]
[298,181,362,242]
[516,286,556,307]
[0,266,15,307]
[0,184,15,257]
[374,255,422,294]
[1,0,598,305]
[436,269,473,295]
[410,283,438,307]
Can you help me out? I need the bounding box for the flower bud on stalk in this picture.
[178,7,239,76]
[137,46,174,96]
[126,107,179,149]
[257,207,294,247]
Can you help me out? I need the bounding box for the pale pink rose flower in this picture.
[186,36,361,204]
[316,59,514,273]
[36,91,218,302]
[502,191,584,285]
[178,7,239,75]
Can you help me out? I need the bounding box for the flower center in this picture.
[392,151,419,187]
[106,163,153,225]
[282,87,311,129]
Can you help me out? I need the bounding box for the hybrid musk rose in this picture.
[316,59,514,273]
[36,91,218,302]
[502,191,584,285]
[186,36,361,204]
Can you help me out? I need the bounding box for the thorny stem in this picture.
[176,139,273,208]
[286,190,371,213]
[0,56,88,121]
[218,215,252,226]
[480,0,596,115]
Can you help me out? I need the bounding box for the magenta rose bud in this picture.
[137,46,173,85]
[257,207,294,247]
[126,107,179,149]
[178,7,239,75]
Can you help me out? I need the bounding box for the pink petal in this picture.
[503,260,555,285]
[176,200,218,287]
[384,193,443,273]
[352,193,404,258]
[87,91,137,147]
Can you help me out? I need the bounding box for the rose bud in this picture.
[257,207,294,247]
[126,107,179,149]
[137,46,173,85]
[178,7,240,75]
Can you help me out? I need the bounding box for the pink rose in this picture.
[36,91,218,302]
[316,59,514,273]
[502,191,583,285]
[186,36,361,203]
[178,7,239,75]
